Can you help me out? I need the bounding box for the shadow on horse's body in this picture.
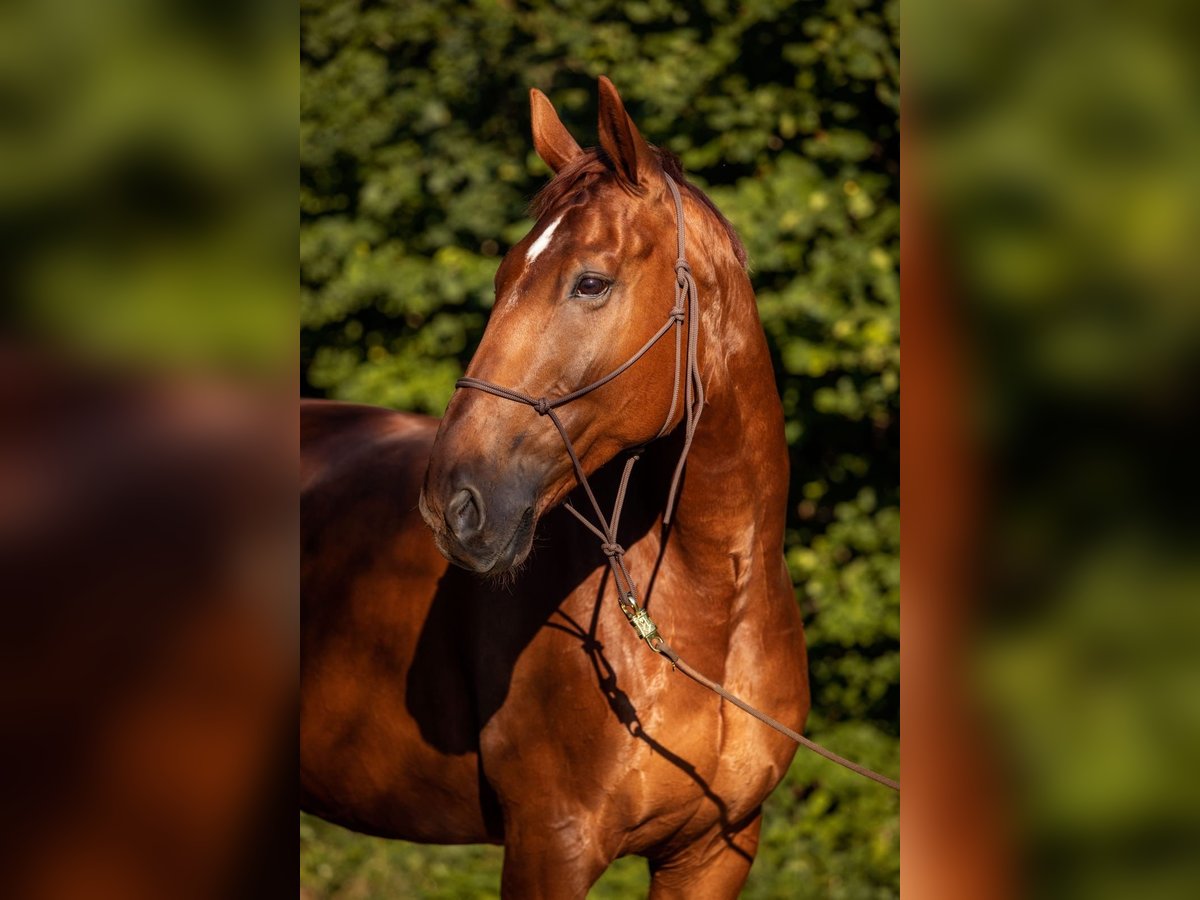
[301,78,810,898]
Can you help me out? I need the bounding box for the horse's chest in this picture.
[477,593,780,841]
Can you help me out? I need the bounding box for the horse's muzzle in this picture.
[419,473,537,575]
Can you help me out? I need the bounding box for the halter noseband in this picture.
[454,174,702,649]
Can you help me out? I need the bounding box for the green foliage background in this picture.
[300,0,898,896]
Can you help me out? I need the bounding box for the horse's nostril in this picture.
[445,486,484,539]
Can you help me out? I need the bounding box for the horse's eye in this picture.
[573,275,610,298]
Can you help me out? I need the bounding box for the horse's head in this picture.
[421,77,745,575]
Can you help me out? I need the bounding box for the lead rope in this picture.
[455,175,899,794]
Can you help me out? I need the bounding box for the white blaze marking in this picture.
[525,214,563,266]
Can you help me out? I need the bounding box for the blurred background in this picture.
[1,1,293,898]
[905,0,1200,898]
[300,0,899,897]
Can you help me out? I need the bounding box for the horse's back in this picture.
[300,400,493,843]
[301,398,437,487]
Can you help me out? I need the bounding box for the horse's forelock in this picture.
[528,147,747,270]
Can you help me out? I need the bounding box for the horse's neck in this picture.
[651,273,788,580]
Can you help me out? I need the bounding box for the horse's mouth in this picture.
[430,504,535,576]
[478,506,535,575]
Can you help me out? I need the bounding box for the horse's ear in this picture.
[596,76,657,188]
[530,88,582,174]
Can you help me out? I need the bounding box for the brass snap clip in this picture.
[620,593,664,654]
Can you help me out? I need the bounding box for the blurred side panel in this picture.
[0,0,295,898]
[905,0,1200,897]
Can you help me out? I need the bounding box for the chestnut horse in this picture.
[301,77,809,898]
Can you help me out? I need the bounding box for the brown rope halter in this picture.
[455,175,899,793]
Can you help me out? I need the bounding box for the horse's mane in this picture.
[529,147,748,269]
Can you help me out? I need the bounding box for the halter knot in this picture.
[532,397,551,416]
[600,541,624,558]
[668,308,686,323]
